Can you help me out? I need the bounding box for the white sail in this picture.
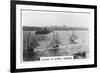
[69,31,78,43]
[47,32,61,49]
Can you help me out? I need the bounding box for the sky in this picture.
[22,10,90,28]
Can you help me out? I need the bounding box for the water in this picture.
[23,30,89,61]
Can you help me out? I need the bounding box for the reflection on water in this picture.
[23,30,89,61]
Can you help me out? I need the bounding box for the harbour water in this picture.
[23,30,89,61]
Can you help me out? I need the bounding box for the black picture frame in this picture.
[10,0,97,73]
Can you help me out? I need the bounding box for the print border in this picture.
[10,0,97,72]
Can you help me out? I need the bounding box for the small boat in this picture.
[47,32,61,50]
[73,51,86,59]
[69,30,78,44]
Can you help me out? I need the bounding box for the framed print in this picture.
[10,0,97,72]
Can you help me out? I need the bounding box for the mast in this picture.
[53,32,61,46]
[70,30,78,43]
[47,32,61,49]
[27,32,39,52]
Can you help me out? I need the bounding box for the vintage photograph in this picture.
[11,1,96,72]
[22,10,90,61]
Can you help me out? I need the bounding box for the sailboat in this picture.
[69,30,78,44]
[47,32,61,50]
[26,32,39,52]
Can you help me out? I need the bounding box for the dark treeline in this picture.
[23,26,43,31]
[23,26,88,31]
